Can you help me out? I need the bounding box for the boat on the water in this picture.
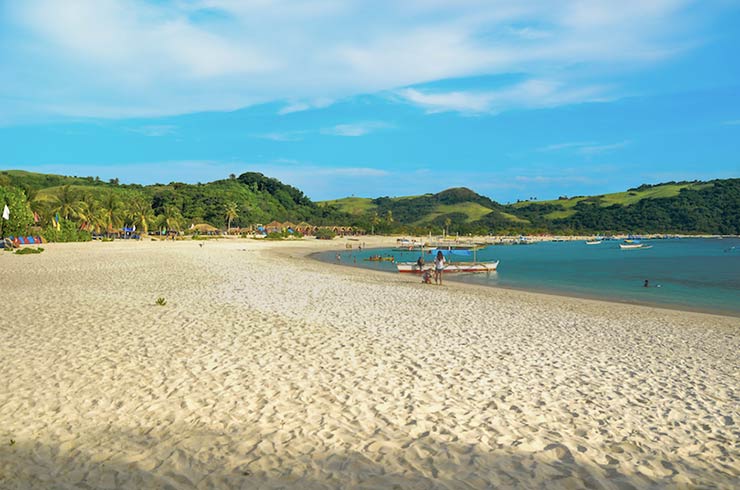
[396,260,499,273]
[585,240,602,245]
[364,255,396,262]
[619,243,652,250]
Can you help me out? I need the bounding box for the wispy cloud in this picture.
[537,140,629,156]
[126,124,177,137]
[397,79,610,114]
[252,121,390,140]
[251,130,308,142]
[320,121,391,137]
[1,0,721,120]
[723,119,740,125]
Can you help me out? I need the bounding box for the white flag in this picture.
[132,224,136,232]
[2,204,9,220]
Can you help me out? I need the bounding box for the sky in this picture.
[1,0,739,202]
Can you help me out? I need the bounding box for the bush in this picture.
[315,228,336,240]
[15,247,44,255]
[42,220,92,243]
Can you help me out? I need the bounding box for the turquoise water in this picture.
[316,238,740,316]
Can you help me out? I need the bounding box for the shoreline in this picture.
[309,243,740,320]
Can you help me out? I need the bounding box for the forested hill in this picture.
[323,179,740,235]
[1,169,738,236]
[0,170,349,235]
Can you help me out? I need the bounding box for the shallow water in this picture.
[316,238,740,316]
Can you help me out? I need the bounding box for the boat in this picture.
[585,240,602,245]
[396,261,499,273]
[619,243,652,250]
[364,255,395,262]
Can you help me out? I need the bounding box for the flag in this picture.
[132,224,136,232]
[2,204,9,220]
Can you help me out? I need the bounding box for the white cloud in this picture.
[320,121,390,137]
[397,79,610,114]
[252,121,390,140]
[0,0,719,120]
[537,140,629,155]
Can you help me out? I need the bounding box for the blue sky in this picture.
[1,0,738,202]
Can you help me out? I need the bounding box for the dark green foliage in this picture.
[15,247,44,255]
[315,228,337,239]
[42,219,92,242]
[0,185,34,236]
[548,179,740,234]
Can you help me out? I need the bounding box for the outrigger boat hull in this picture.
[396,261,499,273]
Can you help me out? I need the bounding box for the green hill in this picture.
[2,169,738,236]
[322,179,740,235]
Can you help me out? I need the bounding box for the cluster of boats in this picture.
[585,238,653,249]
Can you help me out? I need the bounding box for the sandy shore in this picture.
[1,238,738,489]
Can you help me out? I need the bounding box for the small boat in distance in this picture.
[585,240,602,245]
[619,242,652,250]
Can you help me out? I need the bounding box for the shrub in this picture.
[315,228,336,240]
[155,297,167,306]
[15,247,44,255]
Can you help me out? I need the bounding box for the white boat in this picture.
[619,243,652,250]
[396,261,499,273]
[585,240,602,245]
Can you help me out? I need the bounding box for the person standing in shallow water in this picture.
[434,250,446,285]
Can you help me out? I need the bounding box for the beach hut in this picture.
[192,223,220,235]
[265,221,283,234]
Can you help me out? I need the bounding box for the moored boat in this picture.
[585,240,602,245]
[619,243,652,250]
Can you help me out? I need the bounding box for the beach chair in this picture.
[27,237,35,244]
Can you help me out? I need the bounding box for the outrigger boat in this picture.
[396,261,499,273]
[396,247,499,273]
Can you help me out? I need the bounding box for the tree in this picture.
[128,195,155,235]
[0,186,34,237]
[51,185,81,220]
[99,191,124,234]
[225,201,239,232]
[159,204,183,233]
[444,217,452,237]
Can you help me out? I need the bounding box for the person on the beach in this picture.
[416,256,425,271]
[434,250,445,285]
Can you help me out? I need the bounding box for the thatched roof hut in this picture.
[192,223,220,234]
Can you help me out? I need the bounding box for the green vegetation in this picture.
[314,228,337,240]
[2,169,738,237]
[155,297,167,306]
[14,247,44,255]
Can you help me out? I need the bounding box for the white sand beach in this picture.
[1,238,738,489]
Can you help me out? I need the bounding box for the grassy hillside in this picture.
[513,182,713,220]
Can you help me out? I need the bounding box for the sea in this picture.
[315,238,740,317]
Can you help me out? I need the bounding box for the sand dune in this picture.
[1,239,738,489]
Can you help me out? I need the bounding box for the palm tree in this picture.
[158,204,183,233]
[128,196,155,236]
[444,217,452,238]
[76,192,101,231]
[224,201,239,233]
[99,191,124,234]
[52,185,81,221]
